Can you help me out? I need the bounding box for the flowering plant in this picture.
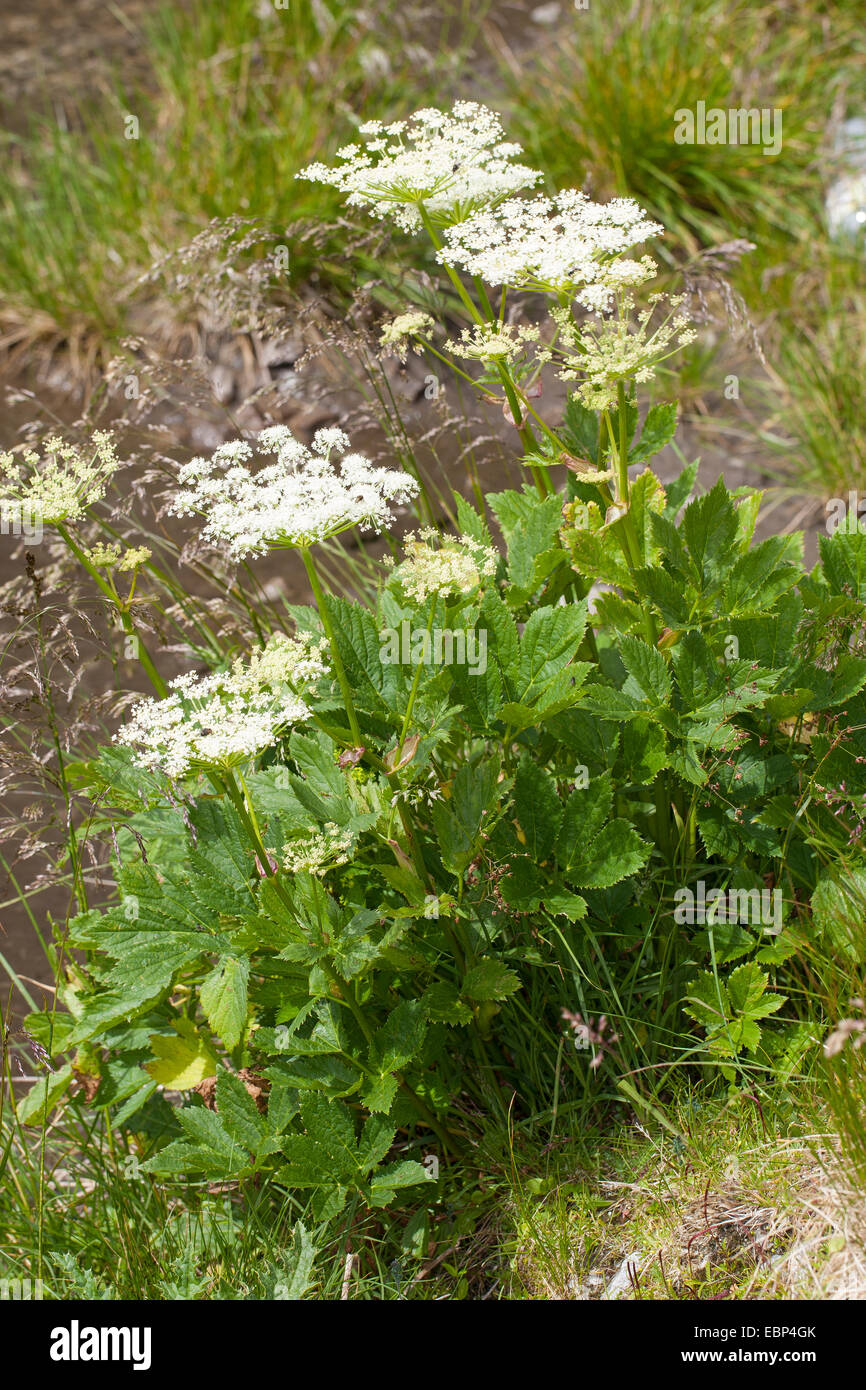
[298,102,540,231]
[19,103,866,1226]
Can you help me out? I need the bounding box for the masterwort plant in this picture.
[5,102,866,1243]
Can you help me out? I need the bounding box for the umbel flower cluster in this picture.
[298,102,540,232]
[170,426,419,558]
[300,101,695,411]
[379,311,435,361]
[279,823,355,877]
[118,631,328,778]
[541,295,697,411]
[0,431,120,524]
[438,191,663,305]
[387,527,499,603]
[85,542,152,572]
[444,322,540,364]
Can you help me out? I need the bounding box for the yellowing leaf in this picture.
[145,1019,218,1090]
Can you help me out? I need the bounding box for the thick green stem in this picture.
[220,770,273,875]
[416,203,551,498]
[396,595,436,759]
[300,545,362,747]
[496,364,549,496]
[417,205,484,324]
[616,381,632,507]
[602,400,657,647]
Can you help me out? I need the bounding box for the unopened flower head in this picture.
[0,431,119,525]
[380,311,435,362]
[297,102,541,232]
[445,322,539,365]
[280,822,354,877]
[170,425,419,558]
[117,631,328,778]
[439,191,662,303]
[540,294,696,411]
[387,527,498,603]
[85,541,151,572]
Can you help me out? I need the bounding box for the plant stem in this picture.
[602,396,658,647]
[57,523,168,698]
[616,380,632,507]
[300,545,362,747]
[416,203,551,498]
[218,770,283,892]
[395,595,436,760]
[219,766,465,1153]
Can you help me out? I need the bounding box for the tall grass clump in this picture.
[0,0,483,343]
[497,0,866,507]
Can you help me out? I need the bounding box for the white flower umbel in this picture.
[380,311,435,362]
[439,191,662,304]
[0,431,120,525]
[117,631,328,778]
[387,527,498,603]
[444,322,539,364]
[541,294,697,411]
[170,425,420,559]
[279,822,354,877]
[297,102,541,232]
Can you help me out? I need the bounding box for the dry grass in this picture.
[765,1163,866,1300]
[507,1097,866,1300]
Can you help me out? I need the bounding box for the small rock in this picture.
[602,1250,643,1300]
[260,337,305,368]
[531,3,562,24]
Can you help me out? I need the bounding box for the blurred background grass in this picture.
[1,0,863,498]
[0,0,484,338]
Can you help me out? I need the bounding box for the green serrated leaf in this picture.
[565,818,650,889]
[144,1020,219,1090]
[216,1067,267,1150]
[683,478,738,586]
[461,960,522,1002]
[514,759,563,860]
[556,772,614,869]
[619,633,672,706]
[631,401,678,464]
[432,757,500,874]
[423,984,473,1026]
[200,955,250,1051]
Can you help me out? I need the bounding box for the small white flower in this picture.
[170,425,419,558]
[298,101,541,232]
[117,631,328,778]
